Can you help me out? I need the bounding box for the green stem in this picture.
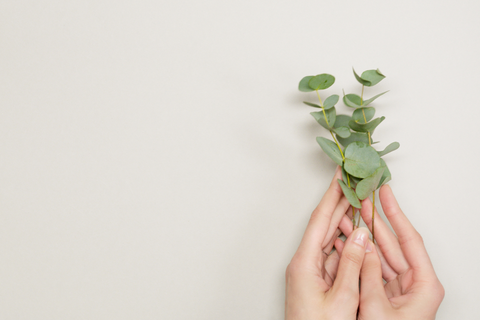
[316,90,329,127]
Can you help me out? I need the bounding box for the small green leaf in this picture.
[352,107,375,124]
[353,68,371,86]
[362,91,389,106]
[303,101,321,108]
[323,94,339,109]
[299,76,314,92]
[337,179,362,208]
[348,117,385,133]
[377,159,391,188]
[343,92,362,108]
[333,115,352,129]
[311,107,336,130]
[333,126,351,138]
[344,141,381,178]
[355,166,386,200]
[337,132,369,148]
[316,137,343,166]
[361,69,386,87]
[309,74,335,90]
[377,142,400,157]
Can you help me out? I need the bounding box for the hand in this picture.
[337,185,444,320]
[285,167,372,320]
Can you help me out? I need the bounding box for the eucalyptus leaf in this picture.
[362,91,389,106]
[316,137,343,166]
[343,92,362,108]
[377,159,391,188]
[352,107,375,124]
[309,74,335,90]
[344,141,381,178]
[337,132,369,148]
[356,166,386,200]
[299,76,314,92]
[377,142,400,157]
[333,126,351,138]
[311,107,336,130]
[323,94,339,109]
[353,68,371,86]
[349,116,385,133]
[361,69,386,87]
[334,115,352,129]
[337,179,362,208]
[303,101,321,108]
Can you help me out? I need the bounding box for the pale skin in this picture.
[285,167,444,320]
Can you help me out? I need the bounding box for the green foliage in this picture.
[309,74,335,90]
[356,166,386,200]
[323,94,339,109]
[311,108,336,130]
[316,137,343,166]
[337,179,362,208]
[348,116,385,133]
[352,107,375,124]
[299,76,314,92]
[337,132,369,148]
[344,142,381,178]
[298,69,397,236]
[377,142,400,157]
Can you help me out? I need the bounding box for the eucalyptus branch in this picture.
[298,68,399,244]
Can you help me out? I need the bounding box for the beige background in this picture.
[0,0,478,319]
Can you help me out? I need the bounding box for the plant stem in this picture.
[361,85,375,242]
[372,191,375,244]
[316,90,329,127]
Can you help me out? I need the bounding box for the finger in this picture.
[360,196,409,274]
[331,228,369,297]
[324,250,341,280]
[376,243,398,282]
[323,229,342,254]
[335,238,345,257]
[338,214,354,236]
[298,166,343,258]
[380,185,435,275]
[359,241,389,307]
[322,197,351,248]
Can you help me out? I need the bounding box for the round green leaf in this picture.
[377,142,400,157]
[355,166,386,200]
[337,132,369,148]
[334,115,352,129]
[309,74,335,90]
[362,91,389,106]
[310,107,336,130]
[303,101,321,108]
[344,141,382,178]
[352,107,375,124]
[343,93,362,108]
[353,68,371,86]
[316,137,343,166]
[333,126,351,138]
[299,76,314,92]
[337,179,362,208]
[348,116,385,133]
[323,94,339,109]
[361,69,386,87]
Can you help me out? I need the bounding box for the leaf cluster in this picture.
[299,68,399,209]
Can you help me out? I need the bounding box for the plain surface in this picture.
[0,0,478,319]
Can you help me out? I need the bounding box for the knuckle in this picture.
[344,251,363,266]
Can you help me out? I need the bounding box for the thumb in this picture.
[331,227,369,299]
[360,241,389,305]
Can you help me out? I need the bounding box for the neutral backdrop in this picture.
[0,0,478,319]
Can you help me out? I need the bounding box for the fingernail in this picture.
[353,230,368,247]
[366,240,373,253]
